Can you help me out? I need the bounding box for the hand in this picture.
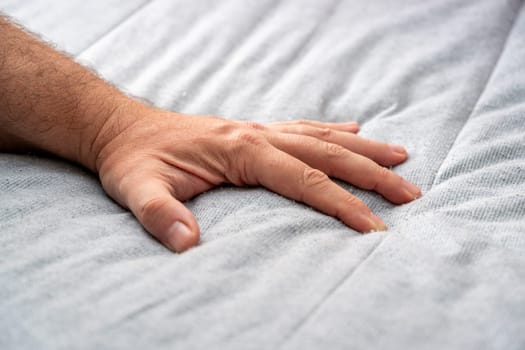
[95,102,421,252]
[0,16,420,253]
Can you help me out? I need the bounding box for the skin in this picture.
[0,16,421,252]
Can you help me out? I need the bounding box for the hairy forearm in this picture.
[0,16,132,171]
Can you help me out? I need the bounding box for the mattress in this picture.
[1,0,524,349]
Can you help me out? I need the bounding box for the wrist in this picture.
[87,97,150,173]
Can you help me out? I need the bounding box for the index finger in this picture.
[251,145,387,232]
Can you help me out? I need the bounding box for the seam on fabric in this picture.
[75,0,154,57]
[183,0,282,106]
[263,0,343,97]
[429,3,522,188]
[278,235,387,349]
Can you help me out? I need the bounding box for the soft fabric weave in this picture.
[1,1,524,349]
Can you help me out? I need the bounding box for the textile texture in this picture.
[1,0,524,349]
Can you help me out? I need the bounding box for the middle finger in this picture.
[267,133,421,204]
[271,124,408,167]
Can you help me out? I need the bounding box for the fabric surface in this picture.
[1,0,525,349]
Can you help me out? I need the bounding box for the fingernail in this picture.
[167,221,193,252]
[402,179,422,199]
[367,213,387,232]
[390,144,407,155]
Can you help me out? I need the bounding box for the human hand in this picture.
[95,102,421,252]
[0,16,420,253]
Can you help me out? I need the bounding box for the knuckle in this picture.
[372,166,392,190]
[212,120,237,137]
[230,129,264,146]
[224,128,268,186]
[377,165,392,179]
[342,194,367,211]
[140,197,169,222]
[324,142,346,159]
[334,194,367,220]
[318,127,332,138]
[302,167,330,188]
[244,121,266,131]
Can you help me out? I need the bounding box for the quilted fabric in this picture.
[1,1,524,349]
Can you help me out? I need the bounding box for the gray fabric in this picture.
[1,0,525,349]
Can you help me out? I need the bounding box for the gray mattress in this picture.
[1,1,525,349]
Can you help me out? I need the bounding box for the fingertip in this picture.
[390,144,407,155]
[401,190,423,204]
[167,221,200,252]
[383,144,407,165]
[401,179,422,201]
[345,121,360,133]
[345,211,387,233]
[366,213,388,232]
[384,180,422,205]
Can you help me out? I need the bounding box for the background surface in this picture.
[1,1,525,349]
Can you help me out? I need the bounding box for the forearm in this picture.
[0,16,132,171]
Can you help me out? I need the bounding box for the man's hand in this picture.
[96,103,420,252]
[0,16,421,253]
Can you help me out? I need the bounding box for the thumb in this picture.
[126,180,200,252]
